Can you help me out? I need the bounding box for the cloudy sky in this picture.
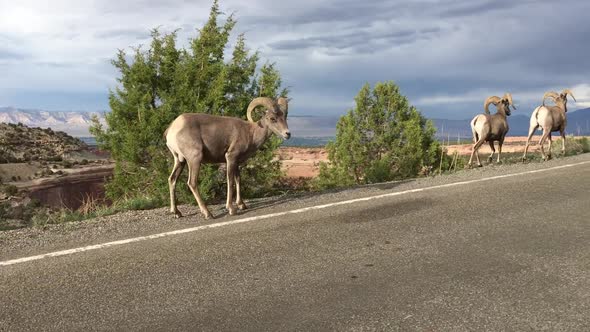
[1,0,589,119]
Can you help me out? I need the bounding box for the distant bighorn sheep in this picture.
[468,93,515,167]
[164,97,291,219]
[522,89,576,161]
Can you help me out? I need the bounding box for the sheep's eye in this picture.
[270,117,277,123]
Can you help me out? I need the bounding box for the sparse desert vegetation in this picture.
[0,122,86,163]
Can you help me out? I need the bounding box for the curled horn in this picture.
[503,92,516,110]
[277,97,288,117]
[247,97,277,123]
[484,96,501,114]
[562,89,577,102]
[542,91,559,106]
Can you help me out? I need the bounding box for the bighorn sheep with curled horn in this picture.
[468,93,515,167]
[164,97,291,219]
[522,89,576,161]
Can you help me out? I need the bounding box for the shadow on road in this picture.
[213,178,417,218]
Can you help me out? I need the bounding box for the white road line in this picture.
[2,160,589,267]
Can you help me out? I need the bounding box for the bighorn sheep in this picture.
[165,97,291,219]
[522,89,576,161]
[468,93,515,167]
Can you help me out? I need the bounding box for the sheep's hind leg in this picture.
[522,125,538,162]
[168,153,185,218]
[225,153,238,216]
[468,138,485,167]
[186,154,213,220]
[539,131,551,161]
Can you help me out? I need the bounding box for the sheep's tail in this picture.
[531,106,543,127]
[470,117,479,143]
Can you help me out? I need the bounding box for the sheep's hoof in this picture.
[487,157,493,163]
[237,203,248,210]
[477,164,483,168]
[226,204,238,215]
[521,157,527,163]
[202,211,214,219]
[173,210,182,219]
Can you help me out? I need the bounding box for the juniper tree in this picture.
[91,0,288,203]
[316,81,440,189]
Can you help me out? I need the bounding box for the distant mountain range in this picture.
[0,107,105,136]
[1,107,589,143]
[432,108,590,140]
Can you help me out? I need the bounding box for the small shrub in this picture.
[579,137,590,153]
[0,202,8,219]
[2,184,18,196]
[78,194,101,216]
[550,136,585,157]
[122,197,162,211]
[80,159,89,165]
[317,82,441,188]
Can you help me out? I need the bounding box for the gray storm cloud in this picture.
[0,0,589,117]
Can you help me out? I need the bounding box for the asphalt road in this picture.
[1,155,590,331]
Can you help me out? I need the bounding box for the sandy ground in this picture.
[0,163,41,183]
[278,147,328,178]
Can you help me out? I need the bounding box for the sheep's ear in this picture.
[277,97,288,117]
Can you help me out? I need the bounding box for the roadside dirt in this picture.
[444,136,547,156]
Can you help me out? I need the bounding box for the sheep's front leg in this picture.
[235,168,247,210]
[560,130,566,156]
[547,133,553,160]
[539,131,551,161]
[487,141,496,163]
[497,139,503,163]
[468,139,485,167]
[225,153,238,216]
